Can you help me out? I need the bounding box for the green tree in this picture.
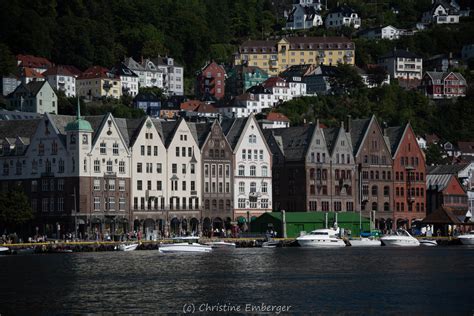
[0,43,16,75]
[0,186,34,228]
[424,143,448,166]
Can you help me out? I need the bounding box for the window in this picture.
[157,181,162,191]
[176,147,180,157]
[100,142,106,154]
[239,182,245,194]
[250,166,256,176]
[58,198,64,212]
[262,166,268,177]
[372,185,378,196]
[262,182,268,193]
[238,198,246,208]
[250,182,256,193]
[94,197,101,210]
[249,134,257,143]
[204,164,209,177]
[182,147,186,157]
[225,165,230,177]
[119,198,126,210]
[108,179,115,191]
[242,149,246,160]
[384,186,390,196]
[94,160,100,173]
[154,146,158,156]
[254,150,258,160]
[147,146,151,156]
[137,180,142,191]
[238,165,245,176]
[94,179,100,190]
[119,161,125,174]
[119,180,125,191]
[191,164,195,174]
[156,163,162,173]
[172,163,177,174]
[211,164,216,176]
[108,197,115,210]
[113,143,119,155]
[261,199,268,208]
[106,160,113,172]
[137,163,142,173]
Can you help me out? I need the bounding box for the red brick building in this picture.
[196,61,226,100]
[386,123,426,228]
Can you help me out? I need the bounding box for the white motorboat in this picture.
[348,237,381,247]
[380,229,420,247]
[419,239,437,246]
[0,246,9,253]
[117,243,139,251]
[262,240,279,248]
[159,237,212,253]
[458,231,474,245]
[296,228,346,248]
[205,241,236,248]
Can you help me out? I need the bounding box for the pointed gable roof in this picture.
[160,120,181,148]
[266,125,314,161]
[349,117,371,156]
[384,125,405,156]
[222,117,249,150]
[323,127,339,155]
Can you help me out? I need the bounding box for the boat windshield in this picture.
[395,230,410,237]
[309,231,329,236]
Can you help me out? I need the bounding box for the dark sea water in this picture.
[0,247,473,315]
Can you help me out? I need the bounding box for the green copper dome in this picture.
[65,98,93,132]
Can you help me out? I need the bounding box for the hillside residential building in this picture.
[424,53,460,72]
[141,59,164,90]
[133,93,161,117]
[123,57,152,89]
[422,0,460,24]
[77,66,122,100]
[196,62,226,100]
[180,100,218,119]
[1,75,20,96]
[109,63,139,97]
[379,49,423,81]
[359,25,416,40]
[8,81,57,114]
[285,5,323,30]
[325,5,361,29]
[226,66,269,97]
[259,112,290,129]
[222,115,272,221]
[386,123,427,228]
[19,67,45,85]
[16,55,53,74]
[234,36,355,76]
[421,71,466,99]
[426,172,467,214]
[152,57,184,96]
[43,66,76,97]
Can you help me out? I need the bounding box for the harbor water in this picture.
[0,247,473,315]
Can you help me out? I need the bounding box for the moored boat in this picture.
[297,228,346,248]
[205,241,236,248]
[380,229,420,247]
[348,238,381,247]
[159,237,212,253]
[261,240,279,248]
[419,239,438,246]
[0,246,9,254]
[458,231,474,245]
[117,243,139,251]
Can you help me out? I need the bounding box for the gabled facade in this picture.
[427,173,467,214]
[141,59,164,90]
[421,71,466,99]
[224,115,272,221]
[379,49,423,81]
[8,81,58,114]
[109,63,140,97]
[422,1,460,24]
[387,123,427,229]
[350,116,394,230]
[226,65,269,97]
[153,57,184,96]
[285,4,323,30]
[201,120,234,232]
[17,54,53,74]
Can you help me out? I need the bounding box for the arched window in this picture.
[309,168,315,179]
[250,165,256,176]
[239,182,245,194]
[384,186,390,196]
[250,182,256,193]
[371,185,378,196]
[384,202,389,212]
[262,166,268,177]
[262,182,268,193]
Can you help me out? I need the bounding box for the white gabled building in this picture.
[285,5,323,30]
[222,114,272,221]
[153,57,184,96]
[142,59,164,89]
[325,5,361,29]
[422,0,460,24]
[109,63,140,97]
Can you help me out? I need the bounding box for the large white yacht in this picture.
[458,231,474,245]
[296,228,346,248]
[159,237,212,253]
[380,229,420,247]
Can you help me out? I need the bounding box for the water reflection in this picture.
[0,248,473,314]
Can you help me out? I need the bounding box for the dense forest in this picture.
[1,0,474,143]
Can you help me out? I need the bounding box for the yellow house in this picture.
[234,36,355,76]
[77,66,122,100]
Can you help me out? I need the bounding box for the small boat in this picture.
[458,231,474,245]
[348,237,382,247]
[0,246,9,254]
[117,243,139,251]
[261,240,279,248]
[159,237,212,253]
[296,228,346,248]
[419,239,438,246]
[380,229,420,247]
[205,241,236,248]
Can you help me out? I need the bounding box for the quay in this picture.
[0,236,464,253]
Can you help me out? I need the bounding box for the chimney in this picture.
[382,121,388,136]
[346,115,352,132]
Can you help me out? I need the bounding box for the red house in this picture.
[196,61,226,100]
[426,171,467,214]
[386,123,427,228]
[422,71,466,99]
